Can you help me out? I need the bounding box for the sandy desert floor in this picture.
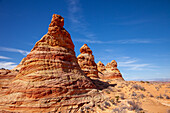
[94,79,170,113]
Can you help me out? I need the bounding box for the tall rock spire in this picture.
[0,14,104,113]
[77,44,99,78]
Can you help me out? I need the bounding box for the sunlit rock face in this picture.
[0,69,18,89]
[0,14,105,113]
[97,60,124,80]
[77,44,99,78]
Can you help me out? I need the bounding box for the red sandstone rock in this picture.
[97,60,124,80]
[77,44,99,78]
[0,14,105,113]
[0,69,18,89]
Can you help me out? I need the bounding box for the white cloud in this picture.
[75,39,151,44]
[75,39,104,44]
[0,47,29,56]
[67,0,96,39]
[0,61,17,69]
[0,56,11,59]
[117,39,151,44]
[118,59,156,71]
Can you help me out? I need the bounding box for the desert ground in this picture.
[95,79,170,113]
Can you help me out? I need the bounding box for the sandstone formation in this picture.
[77,44,99,78]
[0,69,18,89]
[0,14,105,113]
[97,60,124,80]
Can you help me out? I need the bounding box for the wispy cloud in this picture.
[0,56,11,60]
[111,19,150,26]
[118,59,157,71]
[117,39,151,44]
[67,0,95,39]
[75,38,152,44]
[0,47,29,56]
[0,61,17,69]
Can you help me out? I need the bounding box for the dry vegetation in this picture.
[96,79,170,113]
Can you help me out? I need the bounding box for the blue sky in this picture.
[0,0,170,81]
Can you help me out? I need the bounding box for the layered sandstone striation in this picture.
[77,44,99,78]
[0,69,18,89]
[97,60,124,80]
[0,14,105,113]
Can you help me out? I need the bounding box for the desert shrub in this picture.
[149,94,154,97]
[109,99,115,105]
[102,102,110,109]
[0,68,5,70]
[127,101,142,112]
[112,108,120,113]
[115,96,119,102]
[138,94,145,99]
[132,84,145,91]
[112,107,127,113]
[140,81,145,83]
[97,104,104,111]
[105,89,110,94]
[108,86,114,92]
[166,96,170,99]
[158,85,162,88]
[146,81,150,83]
[157,94,163,99]
[120,93,125,99]
[155,87,159,91]
[132,92,137,96]
[15,69,19,72]
[104,101,111,107]
[117,85,123,88]
[163,94,170,99]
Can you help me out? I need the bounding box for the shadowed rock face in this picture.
[0,14,105,113]
[77,44,99,78]
[97,60,124,80]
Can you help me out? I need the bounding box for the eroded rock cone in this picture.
[0,14,104,113]
[77,44,99,78]
[97,60,124,80]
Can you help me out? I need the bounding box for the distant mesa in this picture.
[77,44,99,78]
[0,14,105,112]
[97,60,124,80]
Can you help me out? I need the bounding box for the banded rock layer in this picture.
[0,69,18,89]
[97,60,124,80]
[77,44,99,78]
[0,14,104,113]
